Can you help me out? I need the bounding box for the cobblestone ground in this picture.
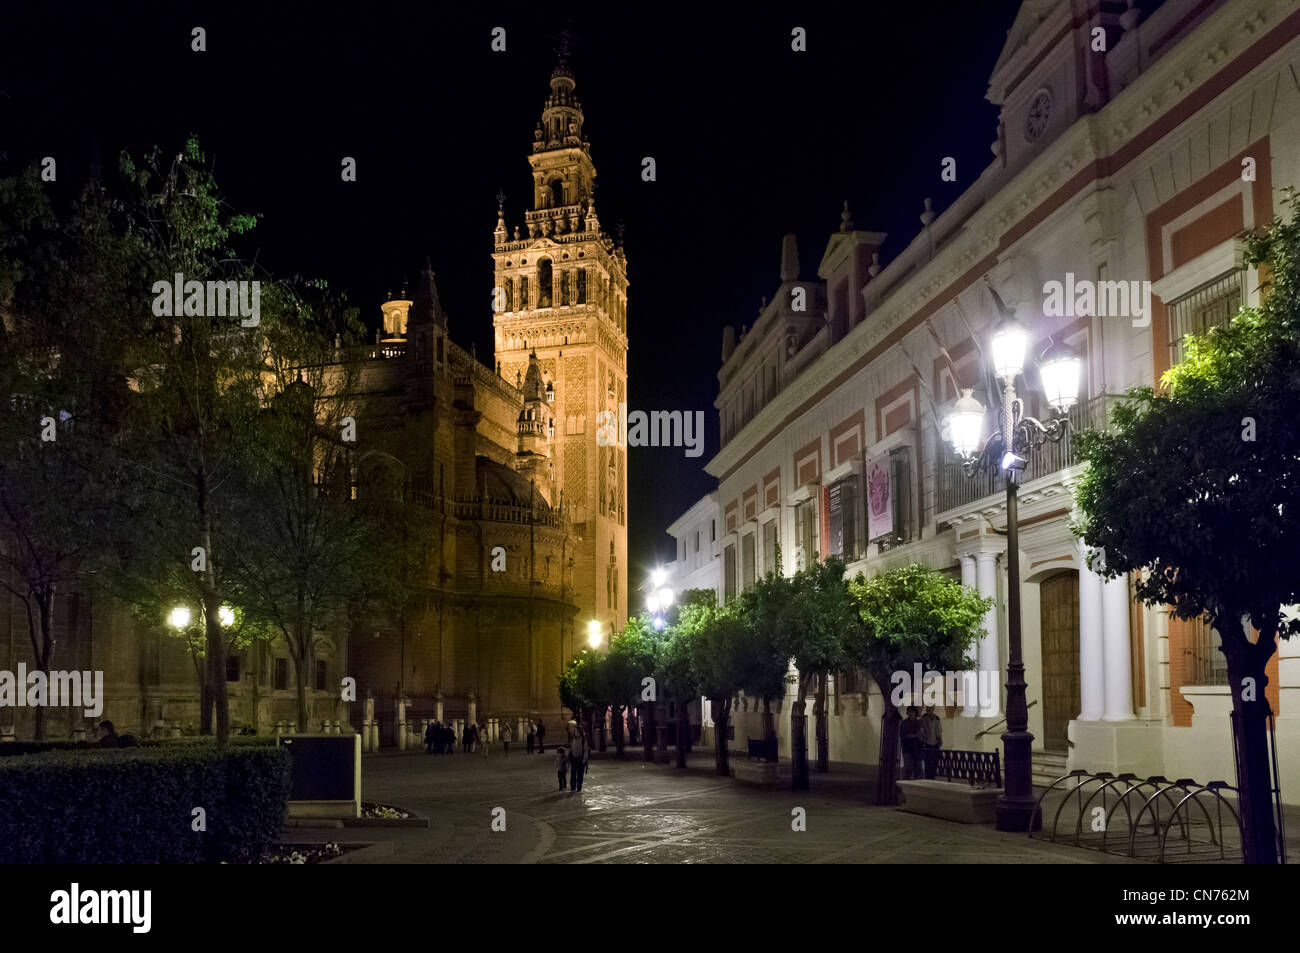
[281,747,1144,864]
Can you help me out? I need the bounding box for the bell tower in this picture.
[492,55,629,640]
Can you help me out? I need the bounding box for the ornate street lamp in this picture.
[587,619,602,649]
[943,287,1081,833]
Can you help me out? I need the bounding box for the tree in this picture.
[765,557,854,790]
[847,565,989,805]
[658,604,703,768]
[733,572,793,766]
[227,289,401,732]
[1073,191,1300,863]
[688,602,749,776]
[0,168,127,739]
[100,139,268,747]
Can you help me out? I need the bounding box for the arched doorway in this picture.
[1039,570,1080,751]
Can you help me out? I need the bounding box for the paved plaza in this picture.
[282,746,1155,864]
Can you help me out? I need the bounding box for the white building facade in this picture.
[699,0,1300,799]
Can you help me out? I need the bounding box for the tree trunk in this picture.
[791,686,809,791]
[294,632,310,733]
[762,698,775,752]
[597,705,608,751]
[641,702,655,762]
[711,695,731,776]
[613,705,625,755]
[204,599,228,746]
[815,673,829,773]
[877,692,901,805]
[31,589,55,742]
[676,701,690,768]
[1220,617,1280,864]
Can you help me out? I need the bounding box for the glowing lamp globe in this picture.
[168,606,191,629]
[991,319,1029,381]
[587,620,602,648]
[946,389,985,459]
[218,604,236,627]
[1039,346,1081,412]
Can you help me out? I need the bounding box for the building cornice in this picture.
[707,0,1298,484]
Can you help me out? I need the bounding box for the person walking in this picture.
[527,724,535,754]
[555,744,569,790]
[462,723,472,755]
[501,721,513,756]
[424,721,436,755]
[567,721,588,792]
[535,718,546,754]
[899,706,922,780]
[920,705,943,779]
[479,723,490,755]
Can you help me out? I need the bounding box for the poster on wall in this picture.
[827,481,844,557]
[866,452,894,541]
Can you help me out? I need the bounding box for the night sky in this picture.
[1,0,1024,579]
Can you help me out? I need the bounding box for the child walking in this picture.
[556,745,569,790]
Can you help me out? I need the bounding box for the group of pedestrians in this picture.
[420,719,523,756]
[898,705,943,779]
[556,719,591,792]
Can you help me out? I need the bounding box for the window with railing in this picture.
[1185,614,1229,686]
[826,476,862,562]
[795,498,817,569]
[1168,272,1244,366]
[723,543,737,602]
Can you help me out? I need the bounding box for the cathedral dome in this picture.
[476,456,549,512]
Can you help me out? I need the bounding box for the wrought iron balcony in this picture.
[936,393,1120,514]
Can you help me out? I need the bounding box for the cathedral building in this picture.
[0,60,628,741]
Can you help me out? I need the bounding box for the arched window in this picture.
[519,276,529,310]
[560,270,570,306]
[537,259,553,308]
[577,269,587,304]
[550,178,564,208]
[503,277,512,313]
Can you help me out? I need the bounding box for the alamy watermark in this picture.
[151,272,261,327]
[1042,273,1151,328]
[890,663,999,716]
[0,664,104,718]
[596,403,705,458]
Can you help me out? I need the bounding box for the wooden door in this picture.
[1039,572,1080,752]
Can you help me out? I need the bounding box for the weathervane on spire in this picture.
[496,188,506,210]
[551,25,580,62]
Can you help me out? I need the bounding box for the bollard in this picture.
[369,720,379,751]
[435,692,444,723]
[0,724,15,742]
[396,697,408,752]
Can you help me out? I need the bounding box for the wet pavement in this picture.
[280,746,1144,864]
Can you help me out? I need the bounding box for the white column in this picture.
[1078,543,1105,721]
[1101,573,1136,721]
[960,556,980,717]
[976,552,1001,718]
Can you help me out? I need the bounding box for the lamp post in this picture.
[943,289,1080,833]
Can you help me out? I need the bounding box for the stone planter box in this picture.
[730,760,780,787]
[897,780,1001,824]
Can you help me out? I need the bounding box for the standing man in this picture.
[920,705,943,779]
[501,720,513,756]
[535,717,546,754]
[567,721,588,792]
[898,706,922,780]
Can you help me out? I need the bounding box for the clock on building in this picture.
[1024,88,1052,142]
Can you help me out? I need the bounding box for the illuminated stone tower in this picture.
[492,56,629,643]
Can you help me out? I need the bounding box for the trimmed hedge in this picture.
[0,735,277,757]
[0,744,291,863]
